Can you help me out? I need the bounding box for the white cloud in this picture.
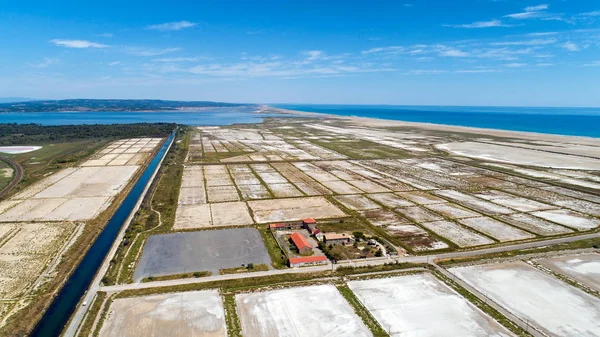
[436,45,470,57]
[583,60,600,66]
[504,4,565,21]
[561,41,580,51]
[446,19,512,28]
[147,20,197,31]
[152,57,199,62]
[108,61,121,66]
[505,62,527,68]
[536,63,554,67]
[28,58,59,68]
[97,33,113,38]
[526,31,558,36]
[50,39,108,48]
[361,46,405,54]
[578,11,600,17]
[525,4,549,12]
[127,47,181,56]
[491,38,557,46]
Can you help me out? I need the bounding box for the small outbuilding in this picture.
[324,233,352,246]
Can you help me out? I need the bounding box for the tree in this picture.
[247,263,254,270]
[352,231,366,241]
[375,249,383,257]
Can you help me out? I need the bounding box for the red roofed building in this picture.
[303,218,317,225]
[290,232,312,255]
[289,255,327,267]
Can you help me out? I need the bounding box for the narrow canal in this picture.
[30,131,176,337]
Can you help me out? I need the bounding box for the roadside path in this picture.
[0,155,22,198]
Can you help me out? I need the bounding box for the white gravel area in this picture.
[536,253,600,292]
[458,217,534,242]
[421,220,494,247]
[348,273,514,337]
[497,213,572,236]
[452,261,600,337]
[531,209,598,231]
[437,141,600,170]
[99,290,226,337]
[334,194,381,210]
[236,284,372,337]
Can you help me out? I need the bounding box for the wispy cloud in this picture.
[445,19,513,29]
[583,60,600,67]
[504,4,565,22]
[147,20,197,31]
[505,62,527,68]
[436,45,470,57]
[50,39,108,48]
[127,47,181,56]
[97,33,113,38]
[152,57,200,62]
[525,4,549,12]
[108,61,121,66]
[491,38,557,46]
[27,58,59,68]
[561,41,580,51]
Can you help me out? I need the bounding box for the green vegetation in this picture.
[436,237,600,266]
[335,262,428,276]
[0,99,246,112]
[141,271,211,283]
[0,160,13,191]
[117,271,329,299]
[219,264,269,275]
[77,292,107,337]
[257,227,288,269]
[433,270,533,337]
[0,123,175,145]
[311,138,410,159]
[223,293,242,337]
[336,284,389,336]
[103,130,188,285]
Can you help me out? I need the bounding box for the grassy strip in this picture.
[92,294,115,337]
[433,270,533,337]
[336,284,389,336]
[116,272,330,299]
[223,293,242,337]
[336,262,428,276]
[142,271,211,283]
[256,226,288,269]
[436,237,600,266]
[76,292,106,337]
[219,264,269,275]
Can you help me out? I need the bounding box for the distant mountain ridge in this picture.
[0,99,253,112]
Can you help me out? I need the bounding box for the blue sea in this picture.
[0,106,288,126]
[275,104,600,138]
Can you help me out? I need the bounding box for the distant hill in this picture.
[0,97,37,103]
[0,99,252,112]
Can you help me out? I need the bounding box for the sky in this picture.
[1,0,600,106]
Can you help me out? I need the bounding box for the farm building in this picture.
[269,222,303,231]
[290,232,313,255]
[289,255,328,268]
[324,233,352,245]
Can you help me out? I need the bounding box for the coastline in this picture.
[270,106,600,145]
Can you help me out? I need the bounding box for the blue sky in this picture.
[1,0,599,106]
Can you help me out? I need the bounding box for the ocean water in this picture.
[274,104,600,138]
[0,107,287,126]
